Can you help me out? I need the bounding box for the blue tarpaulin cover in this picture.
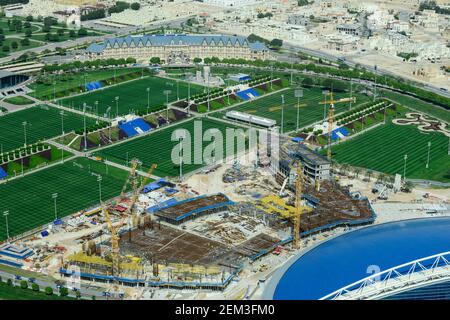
[0,167,7,180]
[119,118,152,138]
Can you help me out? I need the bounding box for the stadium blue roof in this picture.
[268,217,450,300]
[0,167,7,180]
[86,34,268,53]
[118,118,152,138]
[329,127,349,141]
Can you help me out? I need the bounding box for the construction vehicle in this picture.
[319,92,356,161]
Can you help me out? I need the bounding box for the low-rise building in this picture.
[85,34,270,64]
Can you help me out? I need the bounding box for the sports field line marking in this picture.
[206,86,290,116]
[0,155,79,185]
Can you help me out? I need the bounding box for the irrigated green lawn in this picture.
[3,96,34,105]
[0,157,128,240]
[29,68,146,100]
[96,118,247,177]
[330,121,450,182]
[0,281,75,300]
[0,105,97,153]
[381,89,450,123]
[59,76,206,117]
[211,86,371,133]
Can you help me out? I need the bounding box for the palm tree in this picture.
[403,181,414,193]
[354,168,361,179]
[341,164,349,176]
[366,170,373,182]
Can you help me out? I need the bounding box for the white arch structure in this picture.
[320,251,450,300]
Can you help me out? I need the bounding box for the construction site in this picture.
[1,87,447,301]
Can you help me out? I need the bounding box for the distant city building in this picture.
[287,14,311,27]
[336,23,363,36]
[326,35,358,52]
[85,34,270,64]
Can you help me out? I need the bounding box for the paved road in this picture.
[279,43,450,99]
[0,269,108,300]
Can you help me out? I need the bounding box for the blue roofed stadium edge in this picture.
[85,34,271,64]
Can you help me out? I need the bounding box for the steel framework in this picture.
[320,251,450,300]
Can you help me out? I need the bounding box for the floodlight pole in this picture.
[52,193,58,221]
[95,101,99,122]
[146,87,150,114]
[426,141,431,169]
[60,110,65,135]
[176,80,179,101]
[290,61,294,85]
[295,89,303,132]
[281,94,285,134]
[188,82,191,101]
[350,79,353,110]
[403,154,408,182]
[83,103,87,151]
[322,90,328,122]
[115,96,119,117]
[179,137,183,181]
[98,176,102,202]
[22,121,27,147]
[3,211,9,241]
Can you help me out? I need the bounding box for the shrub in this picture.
[45,286,53,295]
[20,280,28,289]
[32,283,40,291]
[59,286,69,297]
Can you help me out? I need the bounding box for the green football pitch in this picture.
[96,118,247,178]
[0,157,128,241]
[59,76,206,117]
[28,68,144,100]
[211,86,371,133]
[0,105,97,153]
[330,122,450,182]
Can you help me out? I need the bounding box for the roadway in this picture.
[279,42,450,98]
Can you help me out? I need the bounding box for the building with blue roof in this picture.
[85,34,270,64]
[118,118,152,138]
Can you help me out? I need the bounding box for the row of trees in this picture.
[43,57,137,72]
[0,143,49,164]
[1,277,81,299]
[75,121,109,135]
[0,38,31,52]
[419,1,450,15]
[214,58,450,109]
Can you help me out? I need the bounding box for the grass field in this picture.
[3,96,35,105]
[381,89,450,123]
[0,157,128,240]
[29,68,145,100]
[59,76,206,117]
[211,86,371,133]
[96,118,246,177]
[0,105,97,153]
[0,281,74,300]
[0,38,42,58]
[3,146,72,177]
[330,121,450,182]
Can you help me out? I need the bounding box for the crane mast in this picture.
[319,93,356,162]
[294,163,303,249]
[101,162,157,277]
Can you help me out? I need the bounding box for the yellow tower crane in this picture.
[293,163,304,249]
[319,92,356,161]
[119,159,139,199]
[101,162,157,277]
